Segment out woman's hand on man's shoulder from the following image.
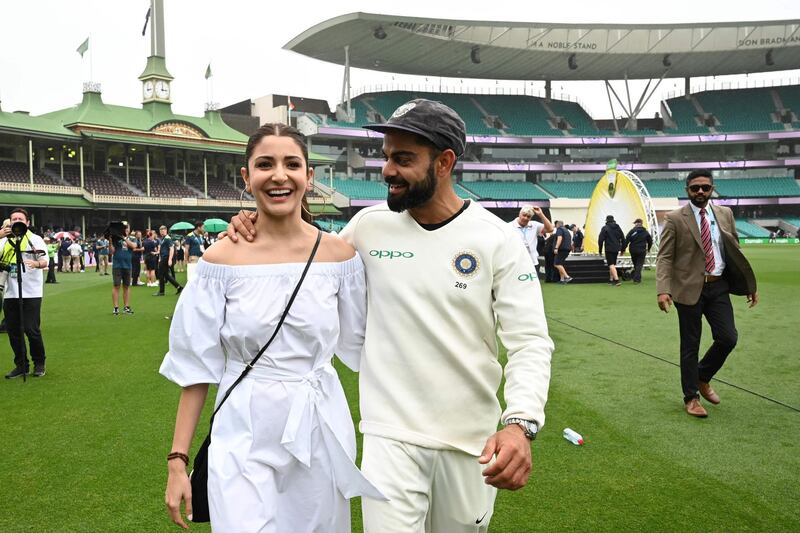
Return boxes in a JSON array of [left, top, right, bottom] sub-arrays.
[[319, 232, 356, 262]]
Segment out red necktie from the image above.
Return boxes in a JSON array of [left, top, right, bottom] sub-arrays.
[[700, 208, 715, 274]]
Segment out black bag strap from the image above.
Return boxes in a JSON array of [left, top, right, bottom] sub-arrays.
[[208, 229, 321, 428]]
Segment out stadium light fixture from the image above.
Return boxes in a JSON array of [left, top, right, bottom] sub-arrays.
[[568, 54, 578, 70], [765, 49, 774, 66], [470, 45, 481, 64], [373, 26, 387, 40], [662, 54, 672, 67]]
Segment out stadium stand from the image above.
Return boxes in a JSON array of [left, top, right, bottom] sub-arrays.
[[782, 217, 800, 228], [545, 99, 598, 135], [641, 180, 688, 198], [539, 181, 596, 198], [664, 96, 711, 133], [57, 167, 137, 196], [774, 86, 800, 127], [460, 180, 548, 200], [475, 95, 556, 136], [734, 219, 771, 237], [0, 161, 62, 186], [714, 177, 800, 198], [185, 174, 242, 200], [331, 178, 388, 200], [694, 88, 784, 133], [454, 182, 479, 199]]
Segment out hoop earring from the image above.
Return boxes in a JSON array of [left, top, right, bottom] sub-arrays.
[[239, 187, 248, 210], [301, 201, 316, 219]]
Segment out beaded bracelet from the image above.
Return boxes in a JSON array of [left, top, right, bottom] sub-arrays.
[[167, 451, 189, 465]]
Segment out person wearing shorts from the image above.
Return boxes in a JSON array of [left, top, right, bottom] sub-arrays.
[[553, 220, 573, 284], [110, 224, 136, 315], [598, 215, 625, 286]]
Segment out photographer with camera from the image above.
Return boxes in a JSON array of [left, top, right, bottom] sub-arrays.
[[107, 222, 137, 316], [1, 208, 48, 379]]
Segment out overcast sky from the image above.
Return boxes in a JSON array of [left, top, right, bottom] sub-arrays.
[[1, 0, 799, 120]]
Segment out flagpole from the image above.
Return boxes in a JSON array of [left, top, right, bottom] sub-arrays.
[[89, 33, 93, 83]]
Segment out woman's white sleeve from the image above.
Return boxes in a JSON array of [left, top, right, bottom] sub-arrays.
[[335, 255, 367, 372], [159, 274, 227, 386]]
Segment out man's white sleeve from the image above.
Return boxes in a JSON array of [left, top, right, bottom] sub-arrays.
[[492, 228, 553, 428]]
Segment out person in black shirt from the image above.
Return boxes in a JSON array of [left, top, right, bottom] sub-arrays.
[[142, 230, 159, 287], [571, 224, 584, 253], [623, 218, 653, 284], [553, 221, 573, 284], [598, 215, 625, 286]]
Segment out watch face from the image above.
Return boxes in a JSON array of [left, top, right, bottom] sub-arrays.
[[155, 80, 170, 99], [143, 81, 154, 98]]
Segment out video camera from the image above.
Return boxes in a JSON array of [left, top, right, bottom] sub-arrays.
[[104, 221, 127, 241]]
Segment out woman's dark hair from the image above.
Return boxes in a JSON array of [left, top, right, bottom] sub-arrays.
[[244, 123, 313, 223]]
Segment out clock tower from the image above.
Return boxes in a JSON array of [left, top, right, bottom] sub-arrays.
[[138, 0, 173, 105]]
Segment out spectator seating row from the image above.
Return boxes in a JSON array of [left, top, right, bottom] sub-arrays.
[[331, 178, 388, 200], [459, 180, 549, 200], [734, 219, 771, 237], [694, 89, 784, 133], [184, 175, 242, 200], [714, 177, 800, 198], [0, 161, 62, 186], [57, 167, 136, 196]]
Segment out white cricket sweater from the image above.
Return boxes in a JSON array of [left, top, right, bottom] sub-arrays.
[[340, 201, 553, 456]]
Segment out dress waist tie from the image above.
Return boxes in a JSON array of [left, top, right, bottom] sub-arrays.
[[225, 360, 386, 501]]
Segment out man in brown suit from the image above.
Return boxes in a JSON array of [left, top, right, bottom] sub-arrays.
[[656, 170, 758, 418]]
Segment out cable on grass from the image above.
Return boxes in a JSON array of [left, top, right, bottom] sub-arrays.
[[549, 317, 800, 414]]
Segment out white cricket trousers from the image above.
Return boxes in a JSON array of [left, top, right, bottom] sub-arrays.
[[361, 435, 497, 533]]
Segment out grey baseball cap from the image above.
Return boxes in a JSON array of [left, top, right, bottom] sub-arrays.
[[364, 99, 466, 157]]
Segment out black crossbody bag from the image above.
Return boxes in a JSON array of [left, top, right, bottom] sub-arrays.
[[189, 230, 321, 523]]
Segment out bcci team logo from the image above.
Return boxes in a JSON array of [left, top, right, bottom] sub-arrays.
[[452, 251, 480, 278], [391, 102, 416, 118]]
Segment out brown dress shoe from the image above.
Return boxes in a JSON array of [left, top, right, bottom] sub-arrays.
[[698, 382, 720, 404], [685, 398, 708, 418]]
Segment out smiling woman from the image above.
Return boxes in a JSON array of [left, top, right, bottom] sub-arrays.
[[160, 124, 384, 530]]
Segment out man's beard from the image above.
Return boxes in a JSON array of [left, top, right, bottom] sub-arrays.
[[689, 194, 709, 208], [386, 163, 437, 213]]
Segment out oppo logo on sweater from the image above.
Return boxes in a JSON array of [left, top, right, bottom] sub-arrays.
[[369, 249, 414, 259]]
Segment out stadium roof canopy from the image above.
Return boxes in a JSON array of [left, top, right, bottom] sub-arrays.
[[285, 13, 800, 80]]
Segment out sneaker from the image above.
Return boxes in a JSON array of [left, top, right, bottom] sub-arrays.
[[4, 367, 28, 379], [124, 306, 134, 315], [113, 308, 119, 316], [613, 280, 622, 286], [563, 277, 574, 284], [176, 286, 184, 295], [32, 364, 46, 377], [104, 272, 110, 276], [153, 292, 165, 297]]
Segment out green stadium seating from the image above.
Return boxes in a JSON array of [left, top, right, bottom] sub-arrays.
[[460, 180, 548, 200], [734, 219, 771, 237], [539, 181, 596, 198], [781, 217, 800, 228], [331, 178, 387, 200], [714, 177, 800, 198], [545, 99, 598, 135], [642, 180, 688, 198], [665, 97, 710, 133], [694, 89, 783, 133]]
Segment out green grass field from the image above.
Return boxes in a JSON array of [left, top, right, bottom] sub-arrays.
[[1, 246, 798, 532]]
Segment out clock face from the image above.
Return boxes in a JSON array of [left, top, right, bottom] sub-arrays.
[[155, 80, 170, 99], [143, 80, 154, 99]]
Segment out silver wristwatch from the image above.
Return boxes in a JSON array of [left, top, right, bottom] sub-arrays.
[[504, 417, 539, 440]]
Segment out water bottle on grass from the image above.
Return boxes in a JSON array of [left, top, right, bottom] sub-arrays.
[[563, 428, 584, 445]]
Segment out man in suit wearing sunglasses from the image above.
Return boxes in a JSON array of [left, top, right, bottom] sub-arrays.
[[656, 170, 758, 418]]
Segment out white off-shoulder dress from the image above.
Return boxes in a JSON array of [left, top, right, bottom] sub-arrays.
[[160, 254, 383, 533]]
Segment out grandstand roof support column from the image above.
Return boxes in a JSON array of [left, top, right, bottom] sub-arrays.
[[28, 139, 33, 188], [182, 155, 187, 189], [79, 146, 85, 189], [59, 149, 64, 180], [545, 80, 551, 101], [604, 82, 620, 133], [341, 45, 351, 117], [125, 147, 130, 184], [146, 150, 151, 197], [203, 156, 208, 199], [604, 71, 668, 130], [685, 77, 691, 97]]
